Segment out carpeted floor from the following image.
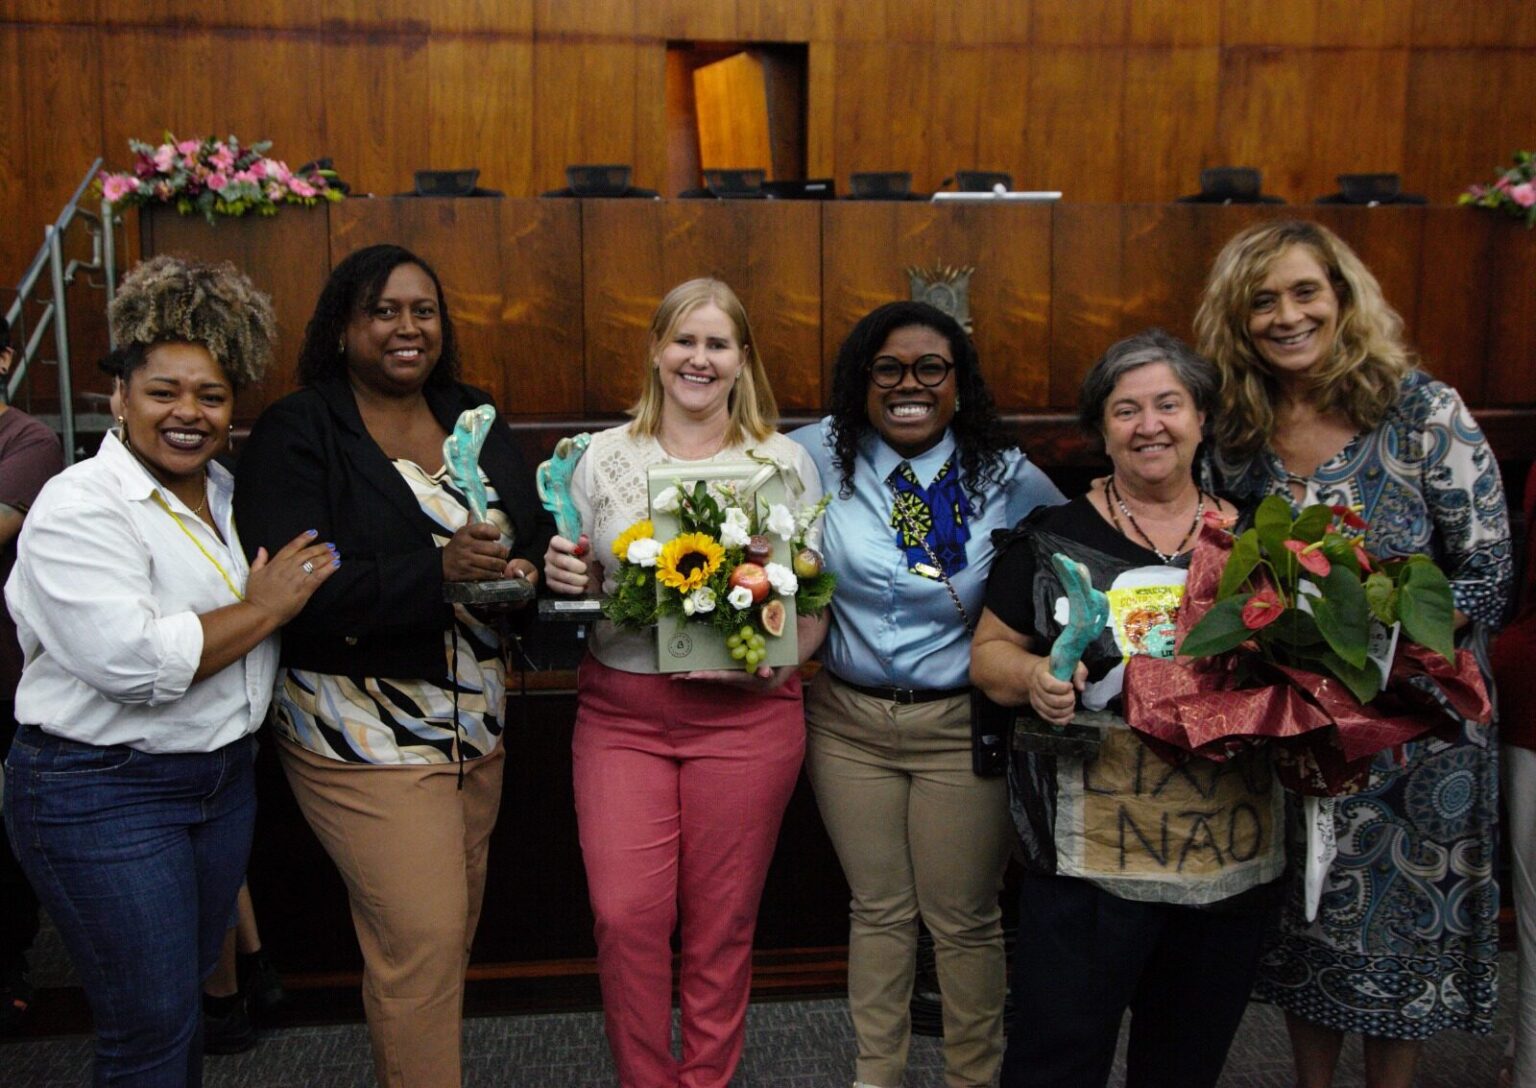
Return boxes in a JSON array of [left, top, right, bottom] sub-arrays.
[[2, 954, 1513, 1087]]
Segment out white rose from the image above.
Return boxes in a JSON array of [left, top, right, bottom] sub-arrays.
[[683, 596, 696, 615], [765, 503, 796, 541], [652, 486, 682, 514], [626, 537, 661, 567], [719, 507, 751, 549], [689, 586, 717, 614], [764, 562, 798, 596], [727, 585, 754, 610]]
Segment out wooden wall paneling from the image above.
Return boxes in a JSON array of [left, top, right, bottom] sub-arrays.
[[650, 0, 738, 41], [579, 199, 666, 413], [531, 40, 648, 193], [202, 0, 326, 31], [1032, 0, 1125, 45], [0, 0, 95, 21], [932, 0, 1032, 45], [974, 47, 1031, 188], [736, 0, 833, 42], [883, 0, 938, 44], [1048, 203, 1124, 407], [1410, 0, 1527, 47], [330, 198, 584, 415], [0, 27, 28, 286], [805, 41, 836, 181], [423, 0, 533, 35], [821, 203, 1052, 409], [1413, 209, 1491, 402], [1302, 49, 1409, 201], [928, 47, 984, 185], [1221, 0, 1318, 46], [533, 0, 636, 36], [322, 32, 430, 201], [1117, 204, 1273, 346], [141, 204, 331, 419], [1126, 0, 1222, 47], [633, 44, 668, 198], [832, 44, 934, 186], [1021, 47, 1126, 203], [1120, 48, 1221, 203], [1315, 0, 1410, 48], [1402, 50, 1509, 204], [100, 28, 212, 161], [1214, 47, 1315, 200], [426, 36, 535, 198], [828, 0, 889, 43], [1483, 222, 1536, 406]]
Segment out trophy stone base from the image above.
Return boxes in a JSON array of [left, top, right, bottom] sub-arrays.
[[537, 596, 605, 622], [443, 578, 536, 606], [1013, 709, 1115, 759]]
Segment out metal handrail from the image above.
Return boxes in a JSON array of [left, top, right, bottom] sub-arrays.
[[4, 157, 107, 464]]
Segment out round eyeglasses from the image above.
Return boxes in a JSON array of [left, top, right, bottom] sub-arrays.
[[868, 354, 955, 389]]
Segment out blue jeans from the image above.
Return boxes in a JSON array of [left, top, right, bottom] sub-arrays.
[[3, 724, 256, 1087]]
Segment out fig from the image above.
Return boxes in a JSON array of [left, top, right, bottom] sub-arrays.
[[792, 547, 824, 579], [744, 534, 774, 565], [760, 599, 787, 638]]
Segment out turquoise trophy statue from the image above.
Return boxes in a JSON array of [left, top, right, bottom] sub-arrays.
[[441, 405, 535, 606], [1014, 553, 1113, 758], [534, 432, 602, 620]]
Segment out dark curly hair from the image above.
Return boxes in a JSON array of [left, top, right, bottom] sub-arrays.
[[827, 300, 1013, 512], [296, 244, 459, 387]]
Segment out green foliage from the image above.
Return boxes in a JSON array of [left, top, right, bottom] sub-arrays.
[[1182, 499, 1458, 706]]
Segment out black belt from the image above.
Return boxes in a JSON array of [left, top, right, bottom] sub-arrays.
[[832, 675, 969, 706]]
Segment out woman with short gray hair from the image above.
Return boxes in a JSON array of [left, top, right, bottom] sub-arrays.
[[972, 329, 1283, 1088]]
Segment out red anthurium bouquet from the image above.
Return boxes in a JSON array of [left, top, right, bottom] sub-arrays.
[[1123, 498, 1490, 794]]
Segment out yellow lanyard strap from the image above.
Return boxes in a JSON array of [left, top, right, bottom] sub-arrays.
[[150, 491, 245, 601]]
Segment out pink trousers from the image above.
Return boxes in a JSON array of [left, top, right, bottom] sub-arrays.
[[573, 656, 805, 1088]]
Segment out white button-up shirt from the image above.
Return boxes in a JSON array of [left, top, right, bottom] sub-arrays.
[[5, 431, 275, 752]]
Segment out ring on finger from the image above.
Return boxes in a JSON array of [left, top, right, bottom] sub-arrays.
[[302, 560, 315, 575]]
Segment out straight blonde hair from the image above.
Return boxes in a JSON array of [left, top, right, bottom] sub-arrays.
[[628, 277, 778, 445], [1193, 220, 1414, 459]]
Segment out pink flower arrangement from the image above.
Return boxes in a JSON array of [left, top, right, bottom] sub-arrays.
[[97, 132, 345, 224], [1461, 151, 1536, 228]]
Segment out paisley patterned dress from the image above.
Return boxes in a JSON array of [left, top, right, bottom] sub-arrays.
[[1220, 371, 1513, 1038]]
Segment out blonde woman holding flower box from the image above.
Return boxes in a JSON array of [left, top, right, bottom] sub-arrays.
[[543, 278, 823, 1088]]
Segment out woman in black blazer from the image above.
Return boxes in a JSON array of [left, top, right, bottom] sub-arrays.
[[234, 244, 551, 1088]]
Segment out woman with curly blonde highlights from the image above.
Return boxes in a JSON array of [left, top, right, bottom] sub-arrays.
[[1196, 221, 1512, 1088], [4, 255, 336, 1084]]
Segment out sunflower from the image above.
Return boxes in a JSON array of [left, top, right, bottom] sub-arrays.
[[612, 519, 656, 561], [657, 533, 725, 591]]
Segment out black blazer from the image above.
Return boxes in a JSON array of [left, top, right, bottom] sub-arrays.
[[233, 376, 554, 679]]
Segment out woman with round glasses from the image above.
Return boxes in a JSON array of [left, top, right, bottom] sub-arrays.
[[792, 301, 1063, 1088]]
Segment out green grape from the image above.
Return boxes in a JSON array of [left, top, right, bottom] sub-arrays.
[[745, 649, 762, 666], [739, 625, 754, 640], [730, 645, 748, 660], [726, 634, 742, 649]]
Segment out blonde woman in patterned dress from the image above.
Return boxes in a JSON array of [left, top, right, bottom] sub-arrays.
[[543, 278, 823, 1088], [234, 244, 552, 1088], [1195, 220, 1512, 1088]]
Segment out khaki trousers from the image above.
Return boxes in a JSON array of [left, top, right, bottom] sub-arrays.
[[805, 675, 1013, 1088], [277, 735, 504, 1088]]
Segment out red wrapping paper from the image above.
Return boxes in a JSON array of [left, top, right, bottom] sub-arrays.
[[1122, 522, 1492, 795]]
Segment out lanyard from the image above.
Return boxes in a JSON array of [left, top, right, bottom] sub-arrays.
[[150, 491, 245, 601]]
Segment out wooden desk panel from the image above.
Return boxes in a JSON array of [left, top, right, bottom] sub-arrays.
[[330, 198, 584, 414], [580, 199, 823, 414], [822, 202, 1052, 410]]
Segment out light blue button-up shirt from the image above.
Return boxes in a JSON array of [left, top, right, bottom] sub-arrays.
[[791, 418, 1064, 690]]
